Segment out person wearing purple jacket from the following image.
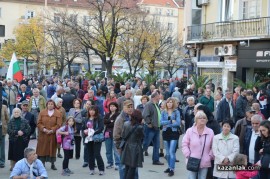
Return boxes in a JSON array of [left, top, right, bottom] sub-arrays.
[[182, 111, 214, 179]]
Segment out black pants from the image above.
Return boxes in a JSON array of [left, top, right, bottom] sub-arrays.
[[87, 142, 104, 171], [124, 165, 136, 179], [63, 149, 73, 169], [73, 136, 81, 159]]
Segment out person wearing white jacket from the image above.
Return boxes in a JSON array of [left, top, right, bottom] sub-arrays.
[[212, 120, 239, 179]]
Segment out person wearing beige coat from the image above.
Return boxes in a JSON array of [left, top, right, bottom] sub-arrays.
[[212, 120, 239, 179], [0, 105, 9, 168]]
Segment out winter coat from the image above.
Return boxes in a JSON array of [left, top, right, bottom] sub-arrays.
[[57, 125, 75, 150], [104, 112, 120, 138], [212, 133, 239, 178], [235, 95, 248, 120], [1, 105, 9, 135], [36, 109, 62, 157], [68, 108, 83, 136], [113, 112, 130, 149], [5, 86, 18, 105], [82, 116, 104, 139], [199, 95, 215, 113], [103, 98, 117, 114], [234, 118, 250, 154], [121, 121, 144, 168], [216, 98, 234, 123], [46, 85, 56, 99], [206, 115, 221, 135], [17, 90, 32, 103], [23, 112, 36, 136], [235, 170, 258, 179], [182, 125, 214, 168], [62, 93, 76, 112], [7, 117, 31, 143], [142, 101, 160, 129], [28, 95, 46, 111]]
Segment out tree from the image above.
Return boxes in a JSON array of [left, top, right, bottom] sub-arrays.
[[66, 0, 138, 76]]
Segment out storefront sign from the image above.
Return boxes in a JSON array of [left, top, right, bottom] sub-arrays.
[[224, 60, 236, 71]]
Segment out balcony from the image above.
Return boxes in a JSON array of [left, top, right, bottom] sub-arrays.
[[187, 17, 270, 42]]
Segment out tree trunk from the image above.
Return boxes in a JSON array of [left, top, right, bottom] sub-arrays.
[[149, 60, 155, 76], [106, 60, 114, 77], [68, 62, 72, 76]]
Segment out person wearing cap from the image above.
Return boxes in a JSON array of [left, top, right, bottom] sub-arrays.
[[62, 87, 76, 116], [212, 120, 239, 179], [21, 100, 35, 143], [216, 90, 234, 126], [0, 102, 9, 168], [171, 87, 182, 103], [28, 88, 46, 139], [234, 107, 256, 154]]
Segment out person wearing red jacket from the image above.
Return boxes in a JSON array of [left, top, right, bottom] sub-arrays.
[[233, 154, 259, 179], [103, 91, 117, 114]]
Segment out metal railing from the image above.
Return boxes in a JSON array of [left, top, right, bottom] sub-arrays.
[[187, 17, 270, 41]]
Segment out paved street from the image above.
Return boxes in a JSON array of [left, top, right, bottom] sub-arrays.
[[1, 136, 188, 179]]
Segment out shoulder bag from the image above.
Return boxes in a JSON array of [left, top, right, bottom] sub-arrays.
[[186, 135, 207, 172], [92, 121, 105, 143], [119, 124, 138, 150]]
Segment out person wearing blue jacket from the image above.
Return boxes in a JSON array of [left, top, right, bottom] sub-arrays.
[[160, 97, 181, 177]]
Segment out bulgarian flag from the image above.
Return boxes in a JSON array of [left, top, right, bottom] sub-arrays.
[[6, 53, 23, 82]]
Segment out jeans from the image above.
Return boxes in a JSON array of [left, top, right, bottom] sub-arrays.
[[164, 140, 177, 170], [143, 127, 160, 162], [83, 143, 89, 164], [188, 168, 208, 179], [0, 130, 5, 166], [74, 136, 81, 159], [8, 105, 15, 117], [116, 150, 139, 179], [87, 141, 104, 171], [63, 149, 73, 169], [142, 124, 150, 151], [105, 137, 120, 166]]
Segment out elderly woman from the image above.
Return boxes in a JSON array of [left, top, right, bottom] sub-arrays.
[[36, 100, 61, 170], [68, 98, 83, 159], [161, 97, 180, 176], [182, 111, 214, 179], [7, 108, 31, 171], [55, 97, 67, 158], [212, 120, 239, 179], [183, 96, 195, 132], [10, 147, 48, 179]]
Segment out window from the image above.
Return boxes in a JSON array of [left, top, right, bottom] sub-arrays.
[[26, 10, 35, 19], [220, 0, 232, 21], [155, 8, 162, 15], [168, 23, 173, 31], [167, 9, 173, 16], [242, 0, 261, 19]]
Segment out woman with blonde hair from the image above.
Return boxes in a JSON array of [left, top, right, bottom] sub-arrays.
[[160, 97, 181, 176], [182, 111, 214, 179]]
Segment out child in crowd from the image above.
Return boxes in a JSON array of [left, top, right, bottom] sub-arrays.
[[57, 116, 76, 176], [233, 154, 259, 179]]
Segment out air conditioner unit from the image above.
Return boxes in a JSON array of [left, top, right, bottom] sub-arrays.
[[223, 44, 236, 56], [201, 0, 209, 5], [214, 47, 223, 56]]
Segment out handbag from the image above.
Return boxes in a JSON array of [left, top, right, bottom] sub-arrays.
[[186, 135, 207, 172], [92, 122, 104, 142], [119, 124, 138, 150]]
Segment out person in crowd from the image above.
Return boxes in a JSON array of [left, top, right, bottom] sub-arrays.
[[96, 90, 105, 118], [252, 102, 265, 120], [75, 82, 85, 101], [88, 80, 97, 96], [82, 106, 105, 175], [20, 101, 35, 143], [0, 103, 9, 168], [121, 109, 144, 179], [146, 85, 156, 96], [36, 100, 62, 170], [37, 82, 47, 100], [62, 87, 76, 116], [246, 90, 257, 111], [117, 90, 134, 111], [99, 79, 108, 98], [51, 86, 63, 102], [213, 93, 222, 118], [168, 78, 175, 95], [68, 99, 83, 160], [182, 96, 195, 132], [233, 154, 259, 179], [160, 97, 180, 176], [113, 100, 136, 179], [10, 147, 48, 179], [208, 79, 215, 93], [83, 89, 98, 106], [82, 78, 89, 93], [55, 98, 67, 158], [196, 87, 204, 101], [252, 86, 259, 100], [234, 108, 256, 154], [216, 86, 223, 97], [17, 84, 32, 104], [57, 116, 76, 176], [171, 87, 182, 103], [257, 89, 268, 118], [136, 95, 149, 113], [142, 91, 164, 165], [255, 120, 270, 179], [216, 90, 234, 126], [235, 88, 248, 122], [67, 81, 77, 98], [133, 89, 143, 109], [104, 102, 120, 170], [114, 82, 121, 95], [5, 80, 18, 116], [104, 90, 117, 114], [233, 86, 241, 107], [28, 88, 46, 139], [212, 120, 239, 179], [182, 111, 214, 179], [199, 88, 214, 113], [8, 108, 31, 171], [46, 81, 56, 100]]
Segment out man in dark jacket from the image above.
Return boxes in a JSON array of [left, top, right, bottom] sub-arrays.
[[199, 88, 214, 113], [216, 90, 234, 126], [62, 87, 76, 115], [235, 88, 247, 122], [21, 100, 36, 143]]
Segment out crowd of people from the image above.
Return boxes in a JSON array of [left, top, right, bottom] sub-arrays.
[[0, 74, 270, 179]]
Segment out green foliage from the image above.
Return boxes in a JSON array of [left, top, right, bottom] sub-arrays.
[[190, 75, 211, 90], [85, 71, 102, 80], [233, 78, 267, 89], [110, 72, 133, 84], [138, 72, 158, 87]]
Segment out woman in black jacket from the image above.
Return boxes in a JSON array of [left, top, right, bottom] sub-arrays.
[[255, 120, 270, 179], [104, 102, 120, 170]]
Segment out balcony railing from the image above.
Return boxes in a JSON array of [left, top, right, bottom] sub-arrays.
[[187, 17, 270, 41]]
